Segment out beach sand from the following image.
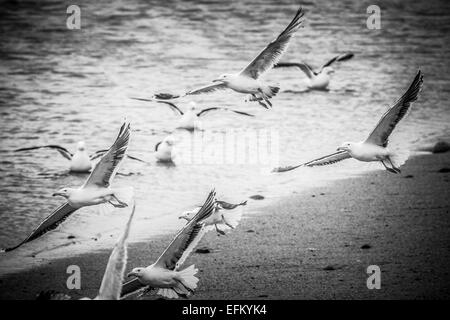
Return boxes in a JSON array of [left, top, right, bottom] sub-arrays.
[[0, 152, 449, 300]]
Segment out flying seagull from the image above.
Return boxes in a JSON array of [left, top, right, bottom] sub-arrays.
[[131, 98, 254, 131], [154, 7, 304, 109], [179, 199, 246, 235], [122, 190, 217, 299], [81, 203, 136, 300], [15, 141, 145, 173], [274, 52, 354, 90], [1, 121, 134, 253], [273, 70, 424, 174]]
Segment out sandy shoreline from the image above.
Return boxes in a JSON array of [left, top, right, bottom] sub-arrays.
[[0, 152, 449, 300]]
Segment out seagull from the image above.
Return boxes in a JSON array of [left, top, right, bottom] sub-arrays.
[[273, 70, 424, 174], [131, 98, 254, 131], [154, 134, 177, 162], [1, 121, 134, 253], [82, 203, 136, 300], [155, 7, 304, 109], [179, 199, 246, 235], [274, 52, 354, 90], [122, 190, 216, 299], [15, 141, 145, 173]]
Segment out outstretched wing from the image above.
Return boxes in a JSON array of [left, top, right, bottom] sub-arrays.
[[273, 62, 315, 78], [84, 122, 131, 188], [319, 52, 354, 72], [154, 190, 216, 270], [365, 70, 423, 147], [272, 151, 351, 173], [15, 145, 73, 160], [131, 97, 184, 116], [186, 83, 228, 96], [197, 107, 254, 117], [240, 7, 304, 79], [120, 190, 216, 299], [90, 150, 146, 163], [97, 203, 136, 300], [1, 203, 78, 253]]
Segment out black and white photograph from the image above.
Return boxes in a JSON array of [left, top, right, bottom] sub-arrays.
[[0, 0, 449, 307]]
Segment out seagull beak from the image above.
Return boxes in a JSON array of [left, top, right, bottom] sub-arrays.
[[336, 147, 345, 151], [212, 79, 223, 83], [127, 272, 136, 278], [52, 192, 61, 197], [179, 215, 189, 221]]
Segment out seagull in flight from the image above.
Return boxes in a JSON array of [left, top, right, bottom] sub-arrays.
[[15, 140, 145, 173], [122, 190, 216, 299], [179, 199, 246, 235], [154, 7, 304, 109], [273, 70, 424, 174], [132, 98, 254, 131], [274, 52, 354, 90], [1, 121, 134, 253]]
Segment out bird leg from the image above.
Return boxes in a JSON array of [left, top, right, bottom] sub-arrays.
[[109, 195, 128, 208], [258, 89, 273, 108], [381, 160, 398, 174], [215, 224, 226, 236], [387, 157, 401, 173], [221, 214, 235, 229]]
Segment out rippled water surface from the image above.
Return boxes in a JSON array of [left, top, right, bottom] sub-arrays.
[[0, 0, 449, 271]]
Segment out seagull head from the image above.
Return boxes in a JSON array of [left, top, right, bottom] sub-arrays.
[[178, 208, 198, 221], [52, 187, 74, 198], [127, 267, 145, 278], [337, 142, 353, 152], [76, 141, 86, 151], [164, 135, 176, 147], [213, 73, 232, 84], [188, 101, 197, 111]]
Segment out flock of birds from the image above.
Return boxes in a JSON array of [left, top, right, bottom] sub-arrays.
[[3, 6, 424, 300]]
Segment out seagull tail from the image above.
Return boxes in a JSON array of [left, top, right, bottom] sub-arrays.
[[222, 207, 243, 229], [390, 148, 410, 171], [176, 264, 199, 293], [263, 85, 280, 98]]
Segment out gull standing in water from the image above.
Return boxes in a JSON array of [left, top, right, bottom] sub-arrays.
[[273, 70, 423, 174], [15, 141, 145, 173], [179, 199, 246, 235], [82, 203, 136, 300], [1, 121, 134, 253], [155, 7, 304, 109], [131, 98, 254, 131], [274, 52, 354, 90], [122, 190, 216, 299]]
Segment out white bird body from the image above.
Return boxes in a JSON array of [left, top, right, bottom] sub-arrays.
[[343, 142, 391, 162], [154, 136, 175, 162], [70, 145, 92, 172], [64, 187, 118, 208], [220, 74, 262, 94], [177, 108, 201, 131], [134, 264, 183, 288], [307, 71, 331, 90]]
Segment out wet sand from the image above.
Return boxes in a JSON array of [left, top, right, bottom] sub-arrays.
[[0, 152, 449, 300]]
